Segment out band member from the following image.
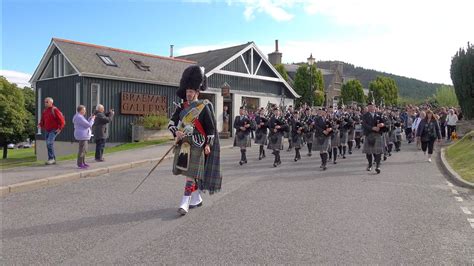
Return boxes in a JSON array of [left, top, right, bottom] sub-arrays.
[[268, 107, 289, 167], [353, 113, 363, 149], [255, 107, 269, 160], [313, 108, 333, 170], [362, 102, 386, 174], [347, 111, 355, 154], [394, 112, 403, 152], [339, 114, 351, 159], [290, 111, 304, 161], [168, 65, 222, 215], [329, 117, 340, 164], [302, 108, 315, 156], [234, 107, 253, 165], [285, 105, 294, 151]]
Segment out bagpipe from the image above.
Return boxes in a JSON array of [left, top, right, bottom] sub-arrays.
[[236, 116, 253, 139], [271, 116, 288, 133]]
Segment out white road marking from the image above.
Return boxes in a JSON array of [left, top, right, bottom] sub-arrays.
[[447, 182, 454, 187], [460, 207, 472, 215], [455, 196, 463, 202], [451, 189, 459, 195], [468, 218, 474, 229]]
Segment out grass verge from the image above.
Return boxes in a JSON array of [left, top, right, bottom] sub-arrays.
[[0, 139, 171, 169], [445, 131, 474, 183]]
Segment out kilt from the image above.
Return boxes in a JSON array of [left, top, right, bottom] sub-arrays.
[[388, 130, 397, 143], [382, 132, 389, 147], [267, 132, 284, 150], [348, 128, 355, 141], [234, 131, 251, 148], [304, 131, 314, 144], [395, 127, 402, 142], [340, 130, 349, 146], [172, 139, 205, 179], [312, 135, 331, 153], [331, 131, 341, 147], [355, 124, 363, 139], [292, 133, 303, 149], [255, 130, 268, 145], [362, 132, 384, 154]]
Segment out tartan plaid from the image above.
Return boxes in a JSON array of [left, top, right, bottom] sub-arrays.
[[254, 131, 268, 145], [313, 135, 331, 152], [172, 139, 205, 180], [291, 133, 303, 149], [348, 128, 355, 141], [304, 131, 314, 144], [331, 130, 341, 147], [267, 132, 284, 150], [340, 130, 349, 146], [234, 133, 251, 148], [362, 132, 384, 154]]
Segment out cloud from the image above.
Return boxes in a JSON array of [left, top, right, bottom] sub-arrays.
[[228, 0, 294, 21], [0, 70, 32, 87]]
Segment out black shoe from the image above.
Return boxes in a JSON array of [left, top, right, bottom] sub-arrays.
[[367, 165, 372, 171], [383, 155, 387, 161], [333, 161, 337, 164], [388, 153, 392, 157], [322, 165, 327, 170], [349, 151, 352, 155], [320, 164, 324, 169], [244, 160, 247, 164], [239, 161, 244, 165], [259, 155, 262, 160], [342, 155, 346, 159], [262, 154, 266, 158], [375, 167, 381, 174], [277, 160, 282, 165], [273, 163, 278, 167], [294, 157, 298, 162], [308, 153, 312, 157]]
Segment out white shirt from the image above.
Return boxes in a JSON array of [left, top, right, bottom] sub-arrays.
[[446, 114, 458, 126]]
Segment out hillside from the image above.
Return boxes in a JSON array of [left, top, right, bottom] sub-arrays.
[[317, 61, 447, 100]]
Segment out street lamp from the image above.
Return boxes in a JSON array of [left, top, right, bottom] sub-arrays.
[[307, 53, 315, 107]]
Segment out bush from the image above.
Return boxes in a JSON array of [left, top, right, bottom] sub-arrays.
[[134, 114, 168, 130]]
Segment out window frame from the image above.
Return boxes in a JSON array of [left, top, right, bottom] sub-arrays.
[[97, 53, 118, 67]]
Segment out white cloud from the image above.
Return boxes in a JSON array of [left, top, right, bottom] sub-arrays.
[[0, 70, 32, 87], [229, 0, 294, 21]]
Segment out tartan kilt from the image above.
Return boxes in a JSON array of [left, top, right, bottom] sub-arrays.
[[267, 132, 283, 150], [395, 127, 402, 142], [234, 132, 251, 148], [172, 140, 205, 179], [331, 132, 341, 147], [362, 132, 384, 154], [312, 135, 331, 152], [292, 133, 303, 149], [255, 131, 268, 145], [388, 130, 397, 143], [304, 131, 314, 144], [348, 128, 355, 141], [340, 131, 349, 146]]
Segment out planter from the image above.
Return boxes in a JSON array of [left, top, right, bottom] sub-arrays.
[[143, 129, 172, 141]]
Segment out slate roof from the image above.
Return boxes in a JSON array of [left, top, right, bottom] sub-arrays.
[[33, 38, 196, 86], [177, 42, 252, 72]]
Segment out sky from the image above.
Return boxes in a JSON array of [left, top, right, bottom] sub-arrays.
[[1, 0, 473, 88]]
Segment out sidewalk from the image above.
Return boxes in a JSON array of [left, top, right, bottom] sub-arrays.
[[1, 138, 235, 195]]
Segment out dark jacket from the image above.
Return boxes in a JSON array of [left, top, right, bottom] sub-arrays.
[[362, 112, 385, 136], [314, 116, 333, 137], [416, 119, 441, 141], [93, 111, 114, 140], [234, 115, 253, 136]]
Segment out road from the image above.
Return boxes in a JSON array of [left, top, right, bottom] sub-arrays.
[[2, 142, 473, 264]]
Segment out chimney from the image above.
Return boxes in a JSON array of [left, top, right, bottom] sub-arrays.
[[170, 45, 174, 58], [268, 39, 282, 65]]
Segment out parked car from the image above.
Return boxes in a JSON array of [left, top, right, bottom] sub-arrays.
[[7, 143, 15, 149]]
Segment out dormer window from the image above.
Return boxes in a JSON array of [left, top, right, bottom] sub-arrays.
[[97, 54, 117, 67], [130, 59, 150, 71]]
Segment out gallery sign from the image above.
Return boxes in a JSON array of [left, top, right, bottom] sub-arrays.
[[121, 92, 167, 115]]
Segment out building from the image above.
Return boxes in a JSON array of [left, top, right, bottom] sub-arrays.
[[30, 38, 299, 160], [266, 40, 348, 107]]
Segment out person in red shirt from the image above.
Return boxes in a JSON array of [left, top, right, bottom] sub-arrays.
[[38, 97, 65, 165]]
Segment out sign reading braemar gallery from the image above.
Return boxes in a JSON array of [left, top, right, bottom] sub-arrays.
[[121, 92, 167, 115]]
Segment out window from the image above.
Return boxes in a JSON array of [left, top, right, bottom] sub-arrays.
[[37, 88, 42, 134], [76, 83, 81, 108], [91, 83, 100, 110], [97, 54, 117, 67], [130, 59, 150, 71]]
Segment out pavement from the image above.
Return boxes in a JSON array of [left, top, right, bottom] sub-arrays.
[[1, 139, 473, 264], [0, 138, 235, 195]]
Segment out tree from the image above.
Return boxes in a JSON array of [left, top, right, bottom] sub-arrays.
[[368, 76, 399, 106], [293, 64, 324, 107], [0, 76, 28, 159], [450, 42, 474, 119], [433, 85, 459, 108], [21, 87, 36, 142], [341, 79, 365, 105], [274, 63, 289, 82]]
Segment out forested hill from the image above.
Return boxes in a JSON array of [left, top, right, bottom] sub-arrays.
[[317, 61, 447, 100]]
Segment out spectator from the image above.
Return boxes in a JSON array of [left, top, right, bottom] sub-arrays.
[[92, 104, 114, 162], [413, 111, 425, 149], [73, 105, 95, 169], [438, 107, 448, 139], [416, 110, 442, 162], [446, 109, 458, 141], [38, 97, 65, 165]]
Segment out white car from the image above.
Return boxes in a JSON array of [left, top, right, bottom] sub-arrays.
[[7, 143, 15, 149]]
